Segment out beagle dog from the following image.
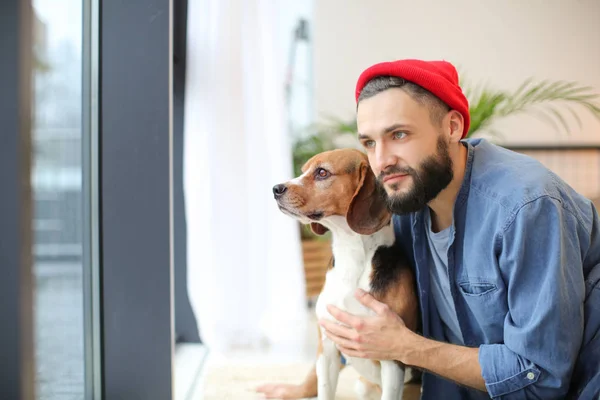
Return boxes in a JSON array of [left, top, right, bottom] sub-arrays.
[[269, 148, 419, 400]]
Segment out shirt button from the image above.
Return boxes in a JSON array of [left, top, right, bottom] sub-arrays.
[[526, 372, 535, 380]]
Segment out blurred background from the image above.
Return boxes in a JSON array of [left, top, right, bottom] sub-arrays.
[[16, 0, 600, 399]]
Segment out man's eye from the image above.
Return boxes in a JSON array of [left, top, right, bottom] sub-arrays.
[[393, 131, 407, 139], [316, 168, 330, 179], [364, 140, 375, 149]]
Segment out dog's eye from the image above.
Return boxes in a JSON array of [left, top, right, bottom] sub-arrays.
[[315, 168, 330, 179]]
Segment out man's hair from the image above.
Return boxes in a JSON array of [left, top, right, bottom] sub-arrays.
[[357, 76, 451, 127]]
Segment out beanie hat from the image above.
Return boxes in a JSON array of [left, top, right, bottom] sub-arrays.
[[355, 59, 471, 138]]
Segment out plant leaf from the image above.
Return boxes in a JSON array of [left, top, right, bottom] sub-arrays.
[[527, 108, 561, 133], [545, 105, 572, 135], [565, 104, 584, 131]]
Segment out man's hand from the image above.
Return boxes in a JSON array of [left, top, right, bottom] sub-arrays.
[[319, 288, 489, 393], [318, 288, 416, 362]]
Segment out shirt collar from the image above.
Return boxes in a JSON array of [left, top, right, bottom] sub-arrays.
[[455, 139, 476, 211]]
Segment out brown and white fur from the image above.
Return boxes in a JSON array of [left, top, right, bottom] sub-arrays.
[[272, 148, 419, 400]]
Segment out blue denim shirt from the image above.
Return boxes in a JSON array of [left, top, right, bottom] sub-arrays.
[[392, 138, 600, 399]]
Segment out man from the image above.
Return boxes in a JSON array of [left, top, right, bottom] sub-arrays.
[[319, 59, 600, 399]]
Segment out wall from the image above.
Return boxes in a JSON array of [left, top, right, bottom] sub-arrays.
[[313, 0, 600, 145]]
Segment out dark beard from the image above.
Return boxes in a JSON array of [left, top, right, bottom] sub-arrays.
[[378, 136, 454, 215]]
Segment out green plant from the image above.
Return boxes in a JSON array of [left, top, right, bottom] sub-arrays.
[[464, 78, 600, 139], [292, 130, 332, 177]]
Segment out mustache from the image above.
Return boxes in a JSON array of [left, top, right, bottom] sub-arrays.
[[377, 165, 415, 182]]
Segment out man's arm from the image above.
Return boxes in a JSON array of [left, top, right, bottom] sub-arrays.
[[320, 292, 488, 392], [401, 332, 486, 392], [475, 196, 586, 398]]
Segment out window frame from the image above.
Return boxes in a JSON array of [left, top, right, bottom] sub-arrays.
[[0, 0, 35, 398], [96, 0, 175, 398]]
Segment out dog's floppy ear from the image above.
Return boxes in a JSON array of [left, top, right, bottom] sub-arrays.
[[310, 222, 329, 235], [346, 161, 391, 235]]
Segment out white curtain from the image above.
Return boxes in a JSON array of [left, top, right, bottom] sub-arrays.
[[183, 0, 308, 353]]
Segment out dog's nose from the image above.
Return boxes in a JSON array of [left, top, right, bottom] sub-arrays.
[[272, 184, 288, 197]]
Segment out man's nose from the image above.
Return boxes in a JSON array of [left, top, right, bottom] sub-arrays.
[[374, 144, 397, 174], [272, 184, 288, 198]]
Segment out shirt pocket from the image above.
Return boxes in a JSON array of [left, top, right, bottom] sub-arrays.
[[457, 279, 507, 342], [457, 281, 497, 296]]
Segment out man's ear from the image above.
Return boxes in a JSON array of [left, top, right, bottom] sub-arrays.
[[448, 110, 464, 143], [346, 162, 391, 235], [310, 222, 329, 236]]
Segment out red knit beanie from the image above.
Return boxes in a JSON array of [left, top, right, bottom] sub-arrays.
[[355, 59, 470, 138]]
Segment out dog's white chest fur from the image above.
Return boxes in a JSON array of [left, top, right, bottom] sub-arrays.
[[314, 217, 397, 388], [315, 216, 395, 321]]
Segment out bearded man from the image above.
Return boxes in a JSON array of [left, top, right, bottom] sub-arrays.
[[318, 59, 600, 400]]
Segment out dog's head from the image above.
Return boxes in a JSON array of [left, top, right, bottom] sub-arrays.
[[272, 148, 391, 236]]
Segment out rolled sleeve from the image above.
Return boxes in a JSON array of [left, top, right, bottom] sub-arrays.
[[480, 196, 586, 399], [479, 344, 541, 398]]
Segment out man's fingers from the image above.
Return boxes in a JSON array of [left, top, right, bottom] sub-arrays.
[[322, 327, 362, 352], [319, 318, 355, 341], [335, 345, 368, 359], [355, 288, 390, 316], [326, 304, 366, 330]]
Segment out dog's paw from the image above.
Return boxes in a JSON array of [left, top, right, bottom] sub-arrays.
[[255, 383, 316, 399]]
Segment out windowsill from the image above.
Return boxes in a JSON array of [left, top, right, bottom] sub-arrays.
[[175, 343, 208, 400]]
